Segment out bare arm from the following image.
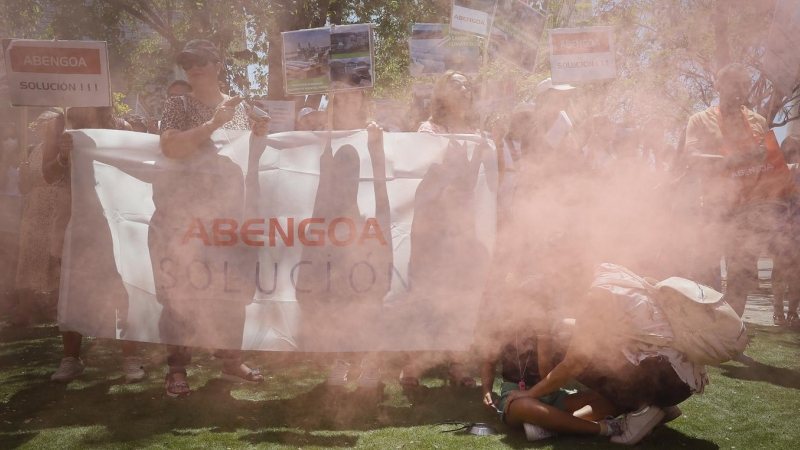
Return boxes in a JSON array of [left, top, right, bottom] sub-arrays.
[[42, 117, 66, 185], [159, 96, 243, 159], [480, 350, 500, 411]]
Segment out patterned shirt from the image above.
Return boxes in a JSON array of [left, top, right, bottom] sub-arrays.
[[160, 94, 249, 133]]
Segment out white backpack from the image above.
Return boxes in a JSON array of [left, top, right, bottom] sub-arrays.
[[591, 264, 749, 365]]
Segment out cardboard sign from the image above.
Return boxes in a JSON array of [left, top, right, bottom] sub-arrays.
[[283, 24, 374, 95], [490, 0, 547, 72], [257, 100, 296, 133], [763, 0, 800, 94], [548, 27, 616, 84], [2, 39, 111, 107], [409, 24, 481, 77], [450, 0, 498, 37]]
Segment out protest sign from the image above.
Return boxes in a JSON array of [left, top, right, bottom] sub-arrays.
[[256, 100, 296, 133], [283, 28, 332, 95], [409, 24, 481, 77], [283, 25, 375, 95], [450, 0, 499, 37], [59, 129, 498, 352], [330, 24, 375, 90], [489, 0, 547, 72], [2, 39, 111, 107], [549, 26, 616, 84], [763, 0, 800, 94]]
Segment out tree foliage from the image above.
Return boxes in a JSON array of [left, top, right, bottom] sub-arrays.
[[0, 0, 797, 129]]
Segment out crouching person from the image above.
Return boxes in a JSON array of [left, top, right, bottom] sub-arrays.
[[478, 296, 625, 442], [500, 264, 707, 445]]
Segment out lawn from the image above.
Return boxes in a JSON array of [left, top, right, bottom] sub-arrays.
[[1, 322, 799, 449]]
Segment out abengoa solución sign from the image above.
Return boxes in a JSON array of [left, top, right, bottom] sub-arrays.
[[2, 39, 111, 107], [548, 26, 617, 84]]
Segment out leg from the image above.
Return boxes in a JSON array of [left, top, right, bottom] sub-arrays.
[[62, 331, 82, 358], [447, 351, 476, 387], [565, 391, 622, 421], [165, 345, 191, 396], [505, 396, 601, 435], [725, 245, 759, 318]]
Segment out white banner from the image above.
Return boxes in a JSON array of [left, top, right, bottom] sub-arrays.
[[549, 27, 616, 84], [59, 130, 498, 352], [2, 39, 111, 107]]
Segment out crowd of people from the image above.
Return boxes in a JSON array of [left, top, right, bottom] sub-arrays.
[[1, 39, 799, 446]]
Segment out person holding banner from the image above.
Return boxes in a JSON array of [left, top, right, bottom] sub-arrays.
[[295, 80, 391, 389], [402, 70, 484, 388], [45, 107, 146, 384], [11, 112, 63, 326], [153, 39, 270, 397], [417, 71, 478, 135]]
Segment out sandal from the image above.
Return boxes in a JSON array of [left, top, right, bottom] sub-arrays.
[[448, 363, 476, 388], [221, 363, 264, 384], [165, 367, 190, 398]]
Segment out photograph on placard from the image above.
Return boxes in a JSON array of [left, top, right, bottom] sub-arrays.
[[409, 24, 480, 77], [330, 24, 374, 91], [450, 0, 499, 37], [489, 0, 547, 72], [283, 27, 332, 95]]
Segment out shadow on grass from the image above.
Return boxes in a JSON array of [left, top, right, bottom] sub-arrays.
[[719, 361, 800, 390]]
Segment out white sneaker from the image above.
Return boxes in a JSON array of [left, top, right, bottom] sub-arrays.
[[51, 357, 84, 383], [523, 423, 557, 442], [610, 405, 665, 445], [661, 405, 682, 424], [123, 356, 145, 383], [327, 359, 350, 386], [356, 359, 381, 388]]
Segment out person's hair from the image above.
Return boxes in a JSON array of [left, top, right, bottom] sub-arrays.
[[715, 63, 749, 87], [35, 110, 61, 126], [781, 134, 800, 164], [67, 106, 117, 130], [429, 70, 477, 127], [167, 80, 192, 93]]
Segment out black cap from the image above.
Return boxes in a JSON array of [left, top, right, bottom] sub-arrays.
[[177, 39, 220, 63]]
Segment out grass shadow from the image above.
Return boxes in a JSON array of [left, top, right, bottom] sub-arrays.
[[719, 361, 800, 390]]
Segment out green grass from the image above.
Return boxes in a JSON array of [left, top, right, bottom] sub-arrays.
[[1, 322, 799, 449]]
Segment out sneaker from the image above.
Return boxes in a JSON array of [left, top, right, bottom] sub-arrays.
[[356, 359, 381, 388], [327, 359, 350, 386], [610, 405, 664, 445], [774, 313, 788, 326], [598, 416, 624, 436], [51, 357, 84, 383], [523, 423, 557, 441], [123, 356, 145, 383], [661, 405, 682, 424]]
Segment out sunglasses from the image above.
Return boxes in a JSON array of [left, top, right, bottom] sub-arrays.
[[447, 78, 472, 90], [178, 56, 210, 71]]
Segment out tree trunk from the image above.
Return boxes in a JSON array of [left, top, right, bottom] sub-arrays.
[[713, 0, 731, 72]]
